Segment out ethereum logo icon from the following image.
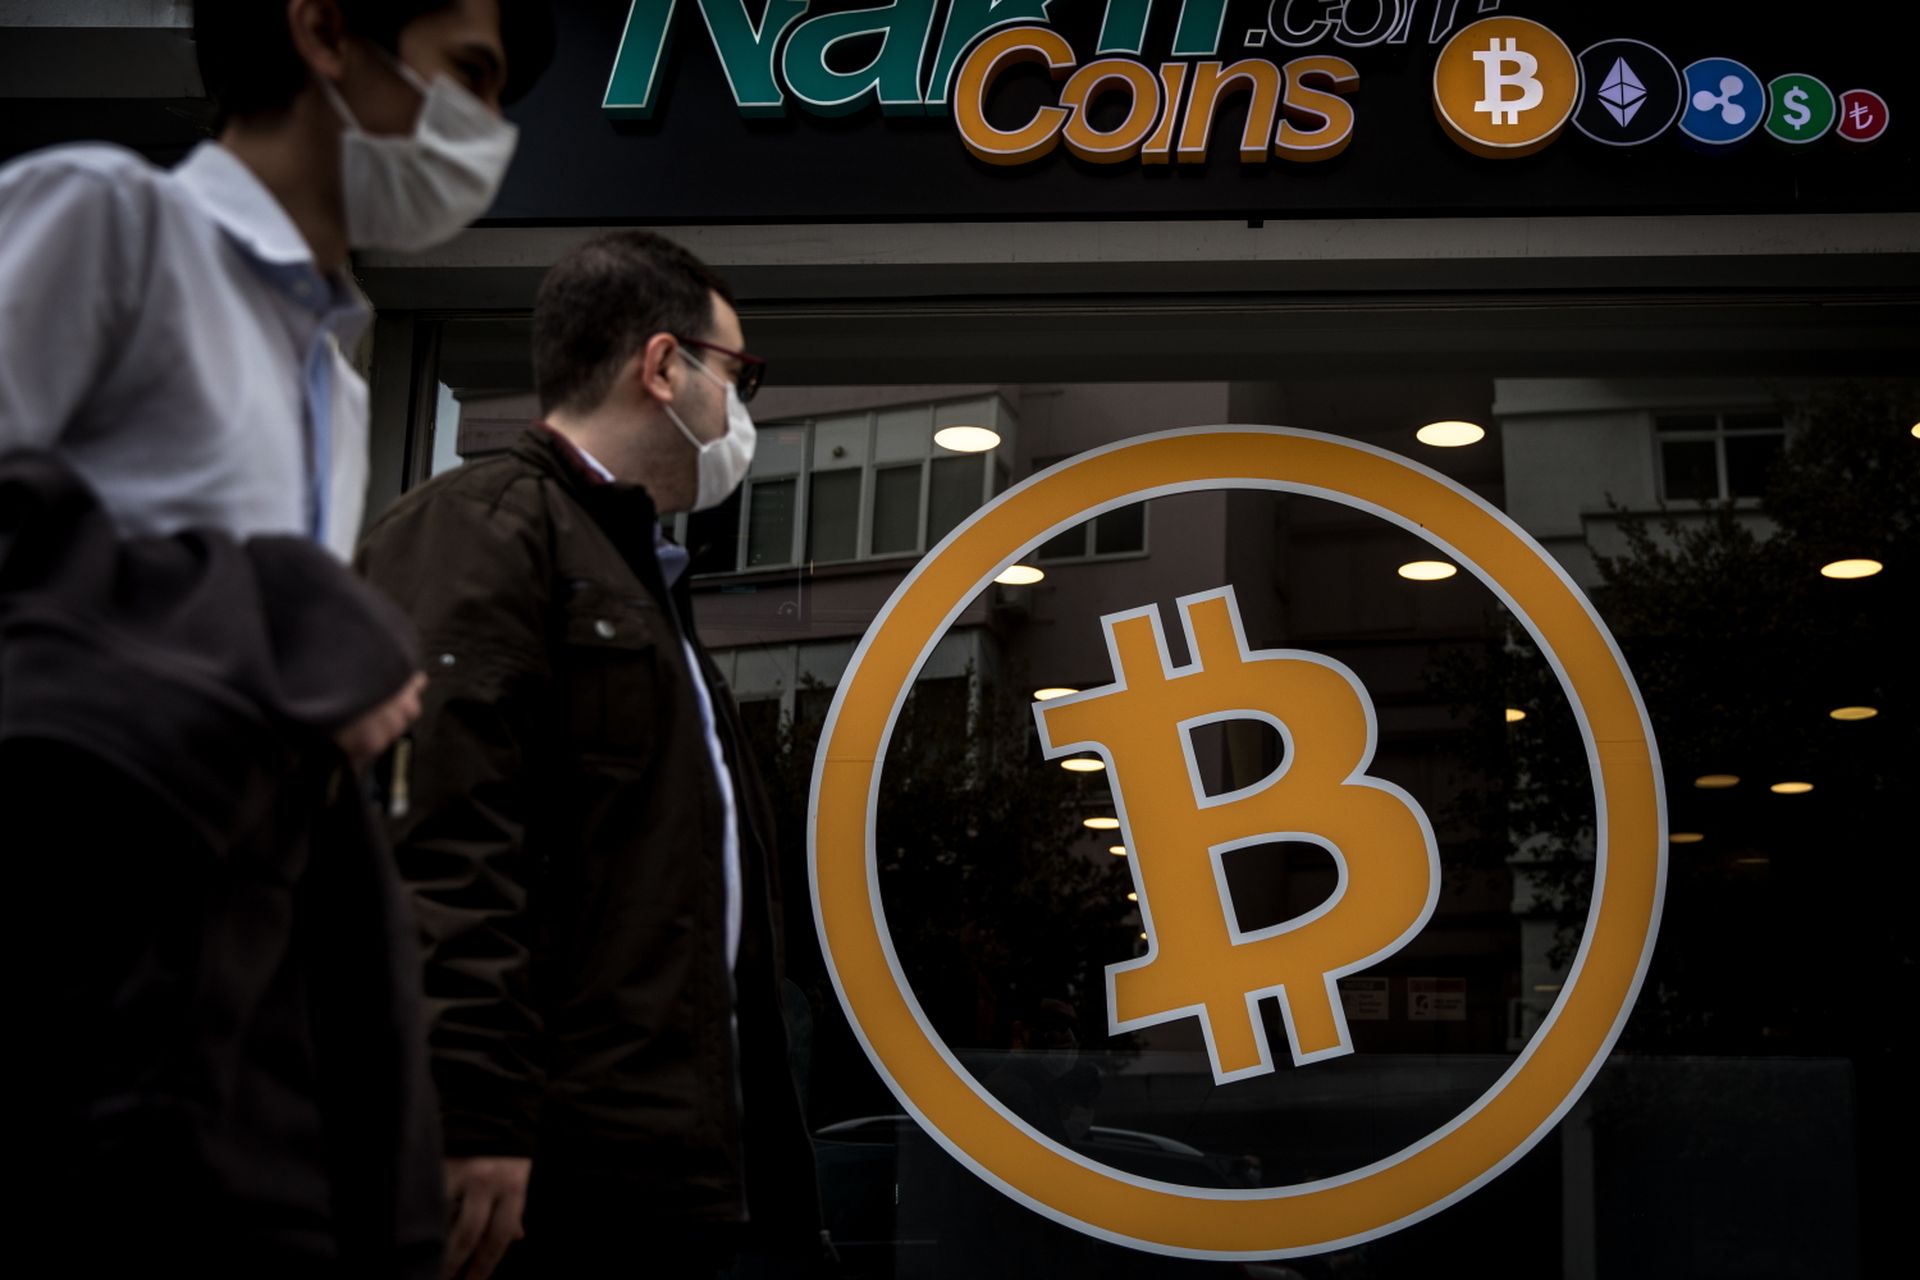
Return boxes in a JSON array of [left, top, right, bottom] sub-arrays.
[[1599, 56, 1647, 127]]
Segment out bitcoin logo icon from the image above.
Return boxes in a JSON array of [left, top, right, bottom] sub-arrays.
[[1034, 586, 1438, 1082], [1473, 38, 1543, 126], [812, 428, 1666, 1257], [1434, 17, 1579, 158]]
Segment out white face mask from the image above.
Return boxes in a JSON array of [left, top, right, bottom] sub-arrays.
[[320, 47, 519, 252], [663, 349, 758, 513]]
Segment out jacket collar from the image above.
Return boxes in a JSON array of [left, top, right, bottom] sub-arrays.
[[512, 427, 689, 619]]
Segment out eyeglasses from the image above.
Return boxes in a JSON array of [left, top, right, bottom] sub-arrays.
[[676, 336, 766, 404]]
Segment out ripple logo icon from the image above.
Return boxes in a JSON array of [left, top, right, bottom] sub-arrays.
[[1681, 57, 1764, 145], [1434, 17, 1580, 158], [1574, 39, 1682, 146]]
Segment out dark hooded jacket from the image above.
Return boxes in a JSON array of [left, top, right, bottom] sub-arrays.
[[0, 449, 443, 1277]]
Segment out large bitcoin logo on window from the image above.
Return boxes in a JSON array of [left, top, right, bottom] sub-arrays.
[[1034, 587, 1437, 1082], [811, 428, 1665, 1258]]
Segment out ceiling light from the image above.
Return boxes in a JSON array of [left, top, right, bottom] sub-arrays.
[[995, 564, 1045, 586], [1033, 687, 1079, 701], [1734, 856, 1771, 866], [1769, 781, 1814, 795], [1693, 774, 1740, 789], [1416, 420, 1486, 447], [1819, 558, 1882, 579], [1108, 845, 1127, 857], [1911, 422, 1919, 439], [1397, 560, 1457, 581], [933, 425, 1001, 453], [1669, 832, 1705, 844], [1504, 708, 1527, 724], [1829, 705, 1878, 721], [1084, 816, 1121, 830], [1126, 892, 1138, 902], [1533, 983, 1563, 993], [1061, 757, 1106, 773], [1139, 931, 1148, 940]]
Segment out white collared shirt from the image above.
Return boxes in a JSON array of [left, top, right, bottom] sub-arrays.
[[0, 142, 371, 558]]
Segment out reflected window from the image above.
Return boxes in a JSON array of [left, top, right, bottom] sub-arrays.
[[1656, 410, 1787, 501], [1031, 456, 1149, 562], [680, 395, 1006, 573]]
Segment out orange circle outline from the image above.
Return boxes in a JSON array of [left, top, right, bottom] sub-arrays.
[[810, 428, 1665, 1257]]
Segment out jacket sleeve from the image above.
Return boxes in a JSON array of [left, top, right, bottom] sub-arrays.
[[0, 156, 141, 450], [356, 487, 554, 1157]]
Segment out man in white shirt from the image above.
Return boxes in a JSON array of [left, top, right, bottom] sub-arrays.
[[0, 2, 551, 1274]]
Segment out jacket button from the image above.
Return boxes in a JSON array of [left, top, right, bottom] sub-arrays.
[[594, 619, 617, 639]]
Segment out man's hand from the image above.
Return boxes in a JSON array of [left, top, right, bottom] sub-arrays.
[[335, 672, 427, 768], [443, 1156, 531, 1280]]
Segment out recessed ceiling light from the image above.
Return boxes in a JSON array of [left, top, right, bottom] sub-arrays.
[[1397, 560, 1457, 581], [1819, 558, 1883, 580], [1693, 774, 1741, 789], [1108, 845, 1127, 857], [1910, 421, 1919, 439], [1669, 832, 1705, 844], [1505, 707, 1527, 724], [1416, 420, 1486, 447], [1061, 757, 1106, 773], [1829, 705, 1878, 721], [1033, 687, 1079, 701], [1770, 781, 1814, 795], [995, 564, 1045, 586], [933, 425, 1001, 453], [1126, 892, 1138, 902], [1139, 931, 1149, 940], [1084, 816, 1121, 830]]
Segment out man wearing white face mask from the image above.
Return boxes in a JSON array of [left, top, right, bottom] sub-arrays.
[[357, 232, 830, 1280], [0, 2, 551, 1276]]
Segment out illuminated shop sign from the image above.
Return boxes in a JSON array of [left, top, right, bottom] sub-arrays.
[[603, 1, 1890, 169]]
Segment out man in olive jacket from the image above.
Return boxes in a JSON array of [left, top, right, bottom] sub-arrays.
[[357, 232, 822, 1279]]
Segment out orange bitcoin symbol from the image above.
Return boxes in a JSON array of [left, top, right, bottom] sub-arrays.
[[1035, 586, 1438, 1083]]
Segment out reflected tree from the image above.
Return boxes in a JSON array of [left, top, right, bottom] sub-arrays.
[[1431, 382, 1918, 1055], [742, 668, 1139, 1122]]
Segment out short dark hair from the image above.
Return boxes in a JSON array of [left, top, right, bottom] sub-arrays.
[[532, 231, 735, 417], [194, 0, 555, 125]]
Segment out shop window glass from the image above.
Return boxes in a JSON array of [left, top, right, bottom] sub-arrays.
[[927, 455, 983, 546], [871, 465, 922, 556], [808, 469, 861, 563], [687, 487, 742, 576], [1092, 501, 1146, 555], [417, 297, 1913, 1274], [745, 478, 796, 567]]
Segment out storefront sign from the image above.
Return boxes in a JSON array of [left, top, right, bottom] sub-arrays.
[[810, 427, 1667, 1256], [482, 1, 1910, 222]]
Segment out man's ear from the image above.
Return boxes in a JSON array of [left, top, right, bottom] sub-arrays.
[[286, 0, 350, 83], [636, 332, 679, 405]]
